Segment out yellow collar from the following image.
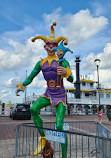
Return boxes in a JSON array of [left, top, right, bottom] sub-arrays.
[[41, 54, 59, 67]]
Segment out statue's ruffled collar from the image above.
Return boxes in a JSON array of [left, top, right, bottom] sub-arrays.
[[41, 54, 59, 67]]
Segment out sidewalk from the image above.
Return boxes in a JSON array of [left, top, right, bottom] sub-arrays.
[[0, 115, 111, 158]]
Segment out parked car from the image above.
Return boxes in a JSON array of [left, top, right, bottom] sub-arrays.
[[10, 103, 31, 120]]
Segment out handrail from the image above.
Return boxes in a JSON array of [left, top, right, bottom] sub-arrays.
[[15, 121, 111, 141]]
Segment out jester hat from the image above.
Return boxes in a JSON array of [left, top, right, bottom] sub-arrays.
[[53, 40, 73, 57], [31, 22, 68, 44]]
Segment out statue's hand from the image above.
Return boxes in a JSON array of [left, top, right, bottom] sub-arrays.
[[15, 87, 24, 96], [57, 66, 67, 76], [15, 82, 24, 96]]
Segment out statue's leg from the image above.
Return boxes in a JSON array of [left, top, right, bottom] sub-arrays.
[[30, 97, 50, 136], [56, 102, 67, 158]]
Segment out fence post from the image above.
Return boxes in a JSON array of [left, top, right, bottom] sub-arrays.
[[15, 125, 19, 158]]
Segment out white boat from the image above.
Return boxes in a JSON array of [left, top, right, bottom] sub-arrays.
[[66, 78, 111, 114]]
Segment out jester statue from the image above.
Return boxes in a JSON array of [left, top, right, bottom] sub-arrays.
[[16, 22, 74, 158]]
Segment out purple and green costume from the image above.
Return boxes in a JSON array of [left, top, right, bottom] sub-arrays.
[[22, 57, 73, 107], [41, 60, 66, 106], [22, 57, 73, 158]]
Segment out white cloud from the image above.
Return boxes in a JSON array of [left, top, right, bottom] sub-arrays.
[[97, 69, 111, 88], [4, 78, 19, 88], [0, 8, 108, 71], [91, 2, 105, 16], [0, 89, 11, 99], [0, 38, 44, 71], [64, 79, 74, 89], [0, 8, 110, 102], [82, 43, 111, 88], [3, 26, 35, 41], [28, 76, 47, 89], [98, 43, 111, 69], [82, 42, 111, 70], [88, 69, 111, 89], [43, 8, 108, 47]]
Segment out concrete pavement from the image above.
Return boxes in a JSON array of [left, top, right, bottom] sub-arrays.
[[0, 114, 111, 158]]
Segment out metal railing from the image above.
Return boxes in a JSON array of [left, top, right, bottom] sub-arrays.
[[15, 121, 111, 158], [67, 98, 111, 105], [96, 122, 111, 158]]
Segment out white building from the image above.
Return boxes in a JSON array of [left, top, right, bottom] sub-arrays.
[[66, 78, 111, 114]]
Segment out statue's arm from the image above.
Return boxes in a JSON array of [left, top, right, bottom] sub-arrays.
[[22, 60, 41, 86], [62, 60, 74, 83]]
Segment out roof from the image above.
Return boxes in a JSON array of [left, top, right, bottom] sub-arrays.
[[74, 78, 95, 83], [66, 89, 96, 92], [105, 89, 111, 91], [80, 78, 95, 83], [99, 91, 111, 94], [66, 88, 111, 93], [66, 89, 75, 91]]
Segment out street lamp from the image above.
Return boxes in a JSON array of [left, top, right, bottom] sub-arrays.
[[75, 56, 81, 99], [94, 59, 101, 106], [24, 70, 27, 103]]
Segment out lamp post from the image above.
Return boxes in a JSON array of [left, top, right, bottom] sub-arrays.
[[24, 70, 27, 103], [94, 59, 101, 106], [75, 56, 81, 99]]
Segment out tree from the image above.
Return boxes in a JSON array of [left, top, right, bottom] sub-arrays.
[[7, 101, 14, 107], [0, 100, 2, 106]]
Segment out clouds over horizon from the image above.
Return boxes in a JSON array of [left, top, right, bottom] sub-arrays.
[[82, 42, 111, 70], [0, 38, 44, 71], [82, 42, 111, 88], [0, 89, 11, 99], [0, 7, 111, 102], [0, 8, 108, 71], [43, 8, 108, 47]]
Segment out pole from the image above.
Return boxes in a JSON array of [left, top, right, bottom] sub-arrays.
[[75, 57, 81, 98], [24, 70, 27, 103], [97, 65, 100, 106]]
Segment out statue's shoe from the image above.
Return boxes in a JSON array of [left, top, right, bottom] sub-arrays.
[[31, 136, 45, 156]]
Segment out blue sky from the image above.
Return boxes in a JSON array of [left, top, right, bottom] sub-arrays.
[[0, 0, 111, 103]]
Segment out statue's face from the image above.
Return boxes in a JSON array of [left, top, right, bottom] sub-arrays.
[[56, 49, 64, 59], [44, 41, 58, 56]]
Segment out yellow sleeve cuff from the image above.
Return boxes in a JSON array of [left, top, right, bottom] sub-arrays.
[[16, 82, 24, 89], [62, 66, 72, 79]]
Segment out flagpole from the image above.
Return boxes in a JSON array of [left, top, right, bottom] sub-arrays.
[[24, 70, 27, 103]]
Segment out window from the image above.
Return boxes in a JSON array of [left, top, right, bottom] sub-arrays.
[[106, 94, 110, 99], [90, 83, 93, 87], [85, 93, 89, 97], [100, 93, 104, 98], [92, 92, 96, 96], [82, 82, 86, 86]]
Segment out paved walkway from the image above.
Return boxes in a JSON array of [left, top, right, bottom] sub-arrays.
[[0, 115, 111, 158]]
